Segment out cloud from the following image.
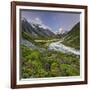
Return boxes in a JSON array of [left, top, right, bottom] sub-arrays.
[[39, 24, 52, 30], [29, 17, 42, 25], [35, 17, 42, 25], [59, 28, 63, 32], [59, 28, 64, 34]]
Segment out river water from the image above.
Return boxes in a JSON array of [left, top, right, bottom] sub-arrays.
[[48, 41, 80, 55]]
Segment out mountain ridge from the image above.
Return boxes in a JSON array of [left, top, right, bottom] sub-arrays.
[[21, 18, 56, 39], [62, 22, 80, 49]]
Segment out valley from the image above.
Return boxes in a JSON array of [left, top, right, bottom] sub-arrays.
[[20, 18, 80, 79]]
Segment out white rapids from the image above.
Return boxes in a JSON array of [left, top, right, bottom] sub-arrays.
[[48, 41, 80, 55]]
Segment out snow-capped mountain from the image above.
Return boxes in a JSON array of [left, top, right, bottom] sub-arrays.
[[21, 18, 56, 38], [55, 28, 68, 35]]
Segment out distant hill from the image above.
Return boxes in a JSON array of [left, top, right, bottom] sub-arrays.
[[62, 22, 80, 49]]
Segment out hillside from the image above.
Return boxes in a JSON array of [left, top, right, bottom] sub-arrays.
[[21, 18, 56, 40], [62, 22, 80, 49]]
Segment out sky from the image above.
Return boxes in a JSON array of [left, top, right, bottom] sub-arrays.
[[20, 9, 80, 33]]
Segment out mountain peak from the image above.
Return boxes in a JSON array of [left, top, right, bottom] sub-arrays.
[[55, 28, 66, 35]]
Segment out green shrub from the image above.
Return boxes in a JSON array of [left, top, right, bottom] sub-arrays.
[[51, 62, 61, 77], [20, 45, 80, 78], [60, 64, 80, 76]]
